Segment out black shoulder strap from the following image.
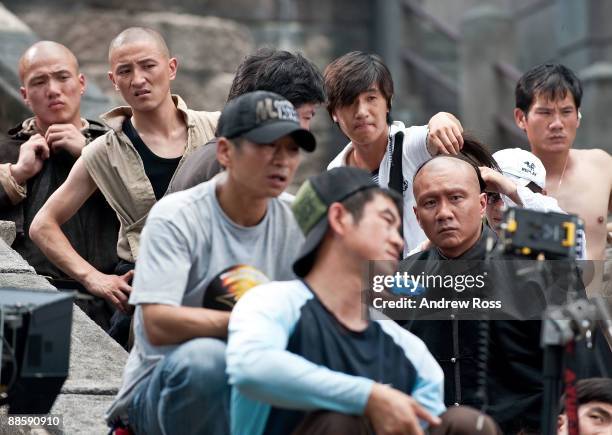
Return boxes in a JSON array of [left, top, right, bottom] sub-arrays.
[[389, 131, 404, 195], [389, 131, 405, 250]]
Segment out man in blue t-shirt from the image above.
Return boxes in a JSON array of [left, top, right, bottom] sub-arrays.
[[227, 167, 501, 435]]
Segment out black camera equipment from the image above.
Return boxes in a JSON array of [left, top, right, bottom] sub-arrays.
[[1, 288, 73, 414], [493, 207, 611, 435], [497, 207, 584, 259]]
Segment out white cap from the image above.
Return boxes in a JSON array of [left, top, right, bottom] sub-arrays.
[[492, 148, 546, 190]]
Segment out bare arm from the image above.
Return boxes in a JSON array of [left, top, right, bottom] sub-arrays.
[[29, 158, 133, 311], [142, 304, 230, 346], [479, 166, 522, 204], [426, 112, 464, 155]]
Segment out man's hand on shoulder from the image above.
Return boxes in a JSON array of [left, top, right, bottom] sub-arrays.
[[10, 134, 50, 184], [45, 124, 87, 158], [83, 269, 134, 313], [426, 112, 464, 156], [364, 383, 441, 435]]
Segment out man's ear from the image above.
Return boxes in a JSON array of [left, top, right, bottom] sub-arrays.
[[557, 414, 567, 434], [217, 137, 232, 168], [478, 192, 487, 218], [514, 108, 527, 131], [78, 73, 86, 95], [331, 111, 338, 123], [413, 205, 423, 229], [168, 57, 178, 81], [19, 86, 28, 106], [108, 71, 118, 91], [328, 202, 352, 236]]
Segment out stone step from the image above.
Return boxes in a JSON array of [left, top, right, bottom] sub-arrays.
[[0, 238, 128, 434]]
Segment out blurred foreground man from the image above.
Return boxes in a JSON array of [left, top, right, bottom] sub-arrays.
[[106, 91, 315, 435], [227, 167, 501, 435]]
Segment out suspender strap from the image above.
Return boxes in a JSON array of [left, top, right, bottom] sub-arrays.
[[388, 131, 404, 195], [388, 131, 405, 250]]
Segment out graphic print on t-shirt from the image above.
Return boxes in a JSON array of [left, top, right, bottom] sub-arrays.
[[202, 264, 270, 310]]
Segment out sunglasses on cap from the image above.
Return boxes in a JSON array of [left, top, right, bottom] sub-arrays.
[[525, 181, 543, 194]]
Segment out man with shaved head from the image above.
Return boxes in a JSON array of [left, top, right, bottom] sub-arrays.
[[0, 41, 118, 296], [403, 156, 545, 433], [401, 156, 608, 433], [412, 157, 487, 258], [30, 28, 219, 347]]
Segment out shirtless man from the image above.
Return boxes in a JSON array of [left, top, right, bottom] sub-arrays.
[[30, 28, 218, 316], [514, 64, 612, 261]]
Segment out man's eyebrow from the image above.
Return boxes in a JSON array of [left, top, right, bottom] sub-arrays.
[[28, 73, 47, 82], [588, 406, 612, 418], [448, 187, 469, 195], [380, 208, 398, 223], [114, 57, 156, 68], [51, 69, 72, 76], [115, 62, 131, 70]]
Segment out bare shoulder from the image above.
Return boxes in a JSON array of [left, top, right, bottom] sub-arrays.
[[572, 148, 612, 171]]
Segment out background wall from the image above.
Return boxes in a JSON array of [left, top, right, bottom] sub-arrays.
[[1, 0, 612, 186]]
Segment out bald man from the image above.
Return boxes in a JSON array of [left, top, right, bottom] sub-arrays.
[[29, 28, 219, 346], [401, 156, 610, 433], [402, 156, 545, 433], [0, 41, 118, 291], [411, 157, 487, 258]]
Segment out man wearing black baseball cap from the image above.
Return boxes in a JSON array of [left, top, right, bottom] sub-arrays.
[[227, 167, 501, 435], [107, 90, 314, 435]]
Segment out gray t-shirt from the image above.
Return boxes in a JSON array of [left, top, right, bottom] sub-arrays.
[[112, 174, 304, 409]]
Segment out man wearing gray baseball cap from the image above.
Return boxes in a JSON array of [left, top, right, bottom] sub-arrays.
[[107, 90, 314, 435]]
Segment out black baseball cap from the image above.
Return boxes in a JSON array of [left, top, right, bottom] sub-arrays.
[[291, 167, 378, 277], [217, 90, 316, 152]]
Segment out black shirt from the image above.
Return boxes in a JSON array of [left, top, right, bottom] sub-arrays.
[[122, 118, 182, 200], [401, 225, 609, 434]]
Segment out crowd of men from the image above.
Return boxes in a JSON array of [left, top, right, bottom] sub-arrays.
[[0, 25, 611, 435]]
